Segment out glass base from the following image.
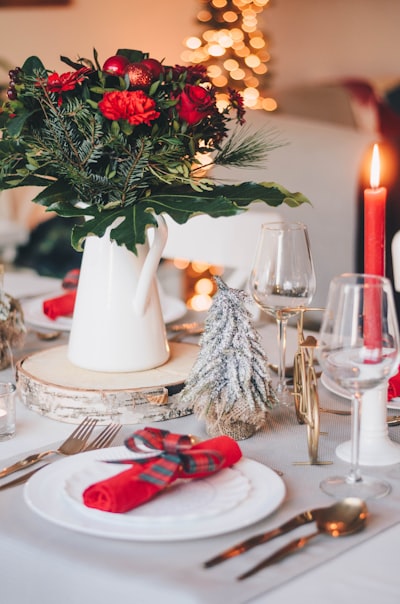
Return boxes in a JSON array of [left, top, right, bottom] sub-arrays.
[[274, 382, 294, 407], [320, 474, 391, 500], [0, 430, 15, 441]]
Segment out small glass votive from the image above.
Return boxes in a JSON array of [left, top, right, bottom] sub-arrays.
[[0, 382, 16, 441]]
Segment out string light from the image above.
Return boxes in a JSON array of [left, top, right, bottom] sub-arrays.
[[182, 0, 276, 111]]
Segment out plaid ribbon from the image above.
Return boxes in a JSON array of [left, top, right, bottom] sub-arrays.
[[62, 268, 80, 291], [108, 427, 225, 488]]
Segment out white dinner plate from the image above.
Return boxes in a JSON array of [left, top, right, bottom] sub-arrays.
[[321, 372, 400, 410], [22, 293, 73, 331], [4, 272, 61, 300], [22, 292, 187, 332], [24, 447, 285, 541]]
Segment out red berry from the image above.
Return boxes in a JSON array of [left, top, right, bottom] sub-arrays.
[[102, 55, 130, 77], [139, 58, 164, 79], [125, 63, 152, 90]]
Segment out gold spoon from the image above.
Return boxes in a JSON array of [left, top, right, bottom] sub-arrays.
[[238, 497, 368, 580], [33, 329, 62, 341], [168, 323, 204, 341]]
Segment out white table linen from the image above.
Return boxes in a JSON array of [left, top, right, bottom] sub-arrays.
[[1, 327, 400, 604]]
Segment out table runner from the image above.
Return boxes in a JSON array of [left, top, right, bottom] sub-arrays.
[[2, 386, 400, 604]]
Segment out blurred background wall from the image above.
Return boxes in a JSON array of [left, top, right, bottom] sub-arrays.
[[0, 0, 399, 86]]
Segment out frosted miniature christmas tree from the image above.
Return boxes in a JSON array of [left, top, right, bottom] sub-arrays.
[[178, 276, 277, 440]]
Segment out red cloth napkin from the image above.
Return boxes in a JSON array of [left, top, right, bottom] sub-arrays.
[[42, 269, 80, 320], [83, 429, 242, 514], [43, 290, 76, 320], [388, 368, 400, 400]]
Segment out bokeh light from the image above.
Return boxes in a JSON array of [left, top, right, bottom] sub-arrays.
[[182, 0, 277, 112]]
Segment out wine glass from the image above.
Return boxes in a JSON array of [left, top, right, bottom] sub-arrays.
[[318, 273, 400, 499], [249, 222, 316, 404]]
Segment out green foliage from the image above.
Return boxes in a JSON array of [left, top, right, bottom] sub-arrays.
[[0, 48, 311, 254]]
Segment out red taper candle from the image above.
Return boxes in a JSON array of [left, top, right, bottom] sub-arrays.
[[364, 143, 386, 352], [364, 143, 386, 276]]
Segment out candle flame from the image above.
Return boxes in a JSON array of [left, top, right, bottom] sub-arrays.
[[370, 143, 381, 188]]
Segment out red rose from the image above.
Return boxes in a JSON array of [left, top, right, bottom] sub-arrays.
[[98, 90, 160, 126], [176, 85, 215, 125]]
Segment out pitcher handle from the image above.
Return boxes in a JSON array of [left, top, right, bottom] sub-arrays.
[[135, 214, 168, 316]]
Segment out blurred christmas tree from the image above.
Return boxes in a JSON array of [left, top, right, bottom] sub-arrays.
[[181, 0, 277, 111]]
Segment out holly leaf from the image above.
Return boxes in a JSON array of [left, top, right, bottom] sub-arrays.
[[34, 180, 311, 254], [143, 181, 310, 223], [47, 202, 156, 254], [116, 49, 147, 63], [33, 180, 77, 207]]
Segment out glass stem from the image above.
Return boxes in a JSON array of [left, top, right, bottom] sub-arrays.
[[276, 316, 288, 392], [349, 392, 363, 483]]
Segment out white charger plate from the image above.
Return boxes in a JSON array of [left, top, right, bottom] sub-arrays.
[[321, 372, 400, 410], [24, 448, 285, 541], [22, 292, 187, 332]]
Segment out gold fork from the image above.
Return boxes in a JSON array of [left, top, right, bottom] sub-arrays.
[[0, 417, 98, 479], [0, 423, 122, 491], [83, 423, 122, 451]]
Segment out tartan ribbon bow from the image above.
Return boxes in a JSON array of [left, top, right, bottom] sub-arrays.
[[108, 427, 225, 488]]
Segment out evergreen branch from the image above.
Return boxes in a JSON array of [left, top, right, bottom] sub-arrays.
[[213, 125, 287, 168]]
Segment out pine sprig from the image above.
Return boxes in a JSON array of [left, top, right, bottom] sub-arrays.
[[214, 124, 286, 168]]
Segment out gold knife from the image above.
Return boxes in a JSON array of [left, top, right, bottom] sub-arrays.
[[0, 464, 49, 491]]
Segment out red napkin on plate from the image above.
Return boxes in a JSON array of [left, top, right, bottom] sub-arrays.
[[43, 290, 77, 320], [82, 427, 242, 513], [388, 367, 400, 400], [42, 269, 80, 320]]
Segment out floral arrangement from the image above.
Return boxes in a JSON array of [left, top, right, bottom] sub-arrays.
[[0, 48, 309, 253]]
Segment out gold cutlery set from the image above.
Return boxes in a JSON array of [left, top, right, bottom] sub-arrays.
[[204, 497, 368, 580], [0, 417, 121, 490]]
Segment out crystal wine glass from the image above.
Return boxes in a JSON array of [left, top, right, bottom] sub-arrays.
[[249, 222, 316, 405], [318, 273, 400, 499]]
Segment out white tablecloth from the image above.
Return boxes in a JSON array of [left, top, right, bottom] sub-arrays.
[[1, 327, 400, 604]]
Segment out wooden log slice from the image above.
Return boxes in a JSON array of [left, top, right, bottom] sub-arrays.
[[16, 342, 198, 424]]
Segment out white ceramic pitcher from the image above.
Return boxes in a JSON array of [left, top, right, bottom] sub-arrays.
[[68, 215, 170, 372]]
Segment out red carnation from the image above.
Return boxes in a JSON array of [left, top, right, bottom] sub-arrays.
[[98, 90, 160, 126], [175, 85, 215, 125]]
